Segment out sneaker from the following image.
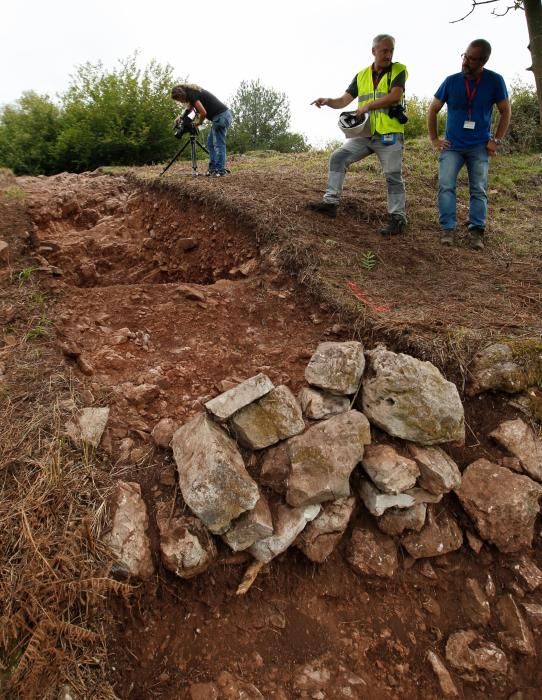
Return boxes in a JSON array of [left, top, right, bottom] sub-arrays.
[[213, 170, 229, 177], [440, 230, 455, 246], [380, 214, 407, 236], [468, 227, 485, 250], [204, 170, 216, 177], [306, 201, 338, 218]]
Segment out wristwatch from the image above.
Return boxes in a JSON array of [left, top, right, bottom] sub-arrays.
[[491, 137, 503, 145]]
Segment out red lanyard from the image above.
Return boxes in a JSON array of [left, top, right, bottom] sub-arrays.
[[464, 71, 483, 119]]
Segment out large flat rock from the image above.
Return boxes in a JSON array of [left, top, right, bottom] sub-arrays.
[[171, 414, 259, 534]]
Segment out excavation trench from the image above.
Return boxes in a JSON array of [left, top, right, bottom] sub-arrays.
[[17, 172, 542, 700], [21, 172, 332, 453]]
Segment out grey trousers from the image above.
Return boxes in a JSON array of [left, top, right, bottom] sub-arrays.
[[323, 134, 406, 217]]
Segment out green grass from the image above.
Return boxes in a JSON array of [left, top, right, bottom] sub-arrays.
[[1, 185, 25, 201]]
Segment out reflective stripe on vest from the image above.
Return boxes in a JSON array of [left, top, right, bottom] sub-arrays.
[[356, 62, 408, 135]]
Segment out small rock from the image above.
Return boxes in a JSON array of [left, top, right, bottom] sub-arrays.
[[205, 373, 274, 422], [65, 406, 110, 448], [347, 526, 398, 578], [490, 418, 542, 482], [445, 630, 508, 674], [455, 459, 542, 553], [222, 496, 274, 551], [157, 504, 216, 579], [377, 503, 427, 536], [361, 444, 419, 494], [408, 444, 461, 495], [249, 503, 321, 563], [304, 341, 365, 395], [359, 479, 415, 516], [461, 578, 491, 627], [0, 240, 9, 263], [503, 553, 542, 592], [230, 384, 305, 449], [426, 651, 459, 697], [105, 481, 154, 579], [522, 603, 542, 629], [293, 661, 332, 692], [296, 497, 356, 562], [401, 507, 463, 559], [496, 594, 536, 655], [297, 386, 350, 420], [259, 443, 289, 494], [151, 417, 178, 448]]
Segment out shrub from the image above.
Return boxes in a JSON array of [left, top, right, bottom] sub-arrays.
[[506, 80, 541, 152]]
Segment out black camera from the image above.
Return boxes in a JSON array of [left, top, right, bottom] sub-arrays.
[[388, 103, 408, 125], [174, 114, 198, 139]]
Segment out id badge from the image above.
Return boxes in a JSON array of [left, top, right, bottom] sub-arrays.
[[381, 133, 397, 145], [463, 120, 476, 130]]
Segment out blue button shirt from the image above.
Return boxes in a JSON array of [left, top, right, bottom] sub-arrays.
[[434, 69, 508, 149]]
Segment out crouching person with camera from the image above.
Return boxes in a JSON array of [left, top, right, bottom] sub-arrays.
[[171, 84, 233, 176], [308, 34, 408, 235]]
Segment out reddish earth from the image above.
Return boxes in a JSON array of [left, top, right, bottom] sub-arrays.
[[8, 171, 542, 699]]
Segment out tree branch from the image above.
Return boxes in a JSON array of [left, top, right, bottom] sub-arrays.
[[450, 0, 524, 23]]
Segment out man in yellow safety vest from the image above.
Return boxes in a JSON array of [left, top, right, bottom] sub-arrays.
[[308, 34, 408, 235]]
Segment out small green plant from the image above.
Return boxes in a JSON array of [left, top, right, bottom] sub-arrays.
[[24, 317, 50, 341], [16, 266, 36, 285], [360, 251, 377, 271], [31, 291, 47, 307]]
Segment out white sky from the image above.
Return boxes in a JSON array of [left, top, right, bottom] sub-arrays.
[[1, 0, 533, 147]]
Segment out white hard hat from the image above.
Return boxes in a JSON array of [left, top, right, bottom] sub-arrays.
[[338, 111, 370, 138]]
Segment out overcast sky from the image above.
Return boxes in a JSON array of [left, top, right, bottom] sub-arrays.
[[1, 0, 533, 147]]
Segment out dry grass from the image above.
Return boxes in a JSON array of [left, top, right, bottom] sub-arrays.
[[0, 176, 132, 699]]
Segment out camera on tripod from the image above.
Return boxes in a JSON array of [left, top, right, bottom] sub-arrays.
[[388, 103, 408, 124], [174, 114, 198, 139]]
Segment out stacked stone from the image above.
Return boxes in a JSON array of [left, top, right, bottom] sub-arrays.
[[100, 340, 542, 588]]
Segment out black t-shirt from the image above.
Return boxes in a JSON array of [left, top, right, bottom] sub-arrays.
[[184, 88, 228, 120], [346, 65, 406, 98]]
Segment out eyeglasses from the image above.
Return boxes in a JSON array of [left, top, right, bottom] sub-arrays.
[[461, 53, 484, 64]]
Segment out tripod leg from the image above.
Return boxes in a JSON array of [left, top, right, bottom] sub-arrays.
[[160, 140, 191, 176], [195, 140, 210, 155], [191, 138, 198, 176]]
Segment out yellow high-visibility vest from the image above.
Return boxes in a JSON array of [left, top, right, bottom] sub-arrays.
[[356, 62, 408, 134]]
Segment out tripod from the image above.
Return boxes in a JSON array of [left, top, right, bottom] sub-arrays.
[[160, 129, 209, 177]]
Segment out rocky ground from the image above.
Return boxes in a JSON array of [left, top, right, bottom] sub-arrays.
[[1, 166, 541, 700]]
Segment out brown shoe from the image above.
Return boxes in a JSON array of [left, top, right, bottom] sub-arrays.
[[440, 230, 455, 246], [468, 228, 485, 250], [381, 214, 407, 236], [306, 201, 338, 218]]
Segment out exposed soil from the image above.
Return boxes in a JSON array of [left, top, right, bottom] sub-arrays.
[[4, 168, 542, 699]]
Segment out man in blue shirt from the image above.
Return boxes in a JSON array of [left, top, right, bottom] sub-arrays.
[[427, 39, 511, 250]]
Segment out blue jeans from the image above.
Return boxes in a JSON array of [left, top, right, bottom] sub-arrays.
[[207, 109, 233, 173], [438, 146, 489, 231]]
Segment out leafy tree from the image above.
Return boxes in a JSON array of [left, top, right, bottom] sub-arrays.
[[507, 80, 541, 150], [404, 96, 446, 140], [228, 79, 308, 153], [0, 92, 63, 175], [451, 1, 542, 126], [55, 54, 179, 171]]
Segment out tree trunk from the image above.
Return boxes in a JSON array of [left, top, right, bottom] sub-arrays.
[[524, 0, 542, 125]]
